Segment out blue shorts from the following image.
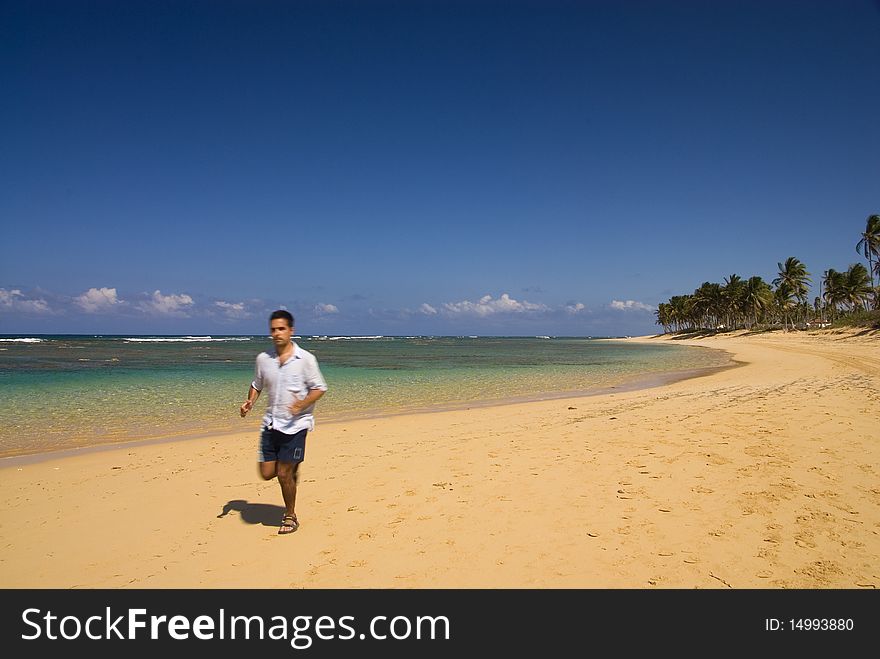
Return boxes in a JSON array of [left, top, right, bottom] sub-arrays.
[[258, 427, 307, 464]]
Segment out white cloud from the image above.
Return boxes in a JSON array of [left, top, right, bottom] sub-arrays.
[[610, 300, 656, 312], [419, 303, 438, 315], [315, 303, 339, 315], [138, 290, 194, 316], [0, 288, 53, 314], [565, 302, 586, 314], [0, 289, 22, 306], [21, 299, 50, 313], [75, 287, 122, 312], [215, 300, 249, 319], [442, 293, 549, 316]]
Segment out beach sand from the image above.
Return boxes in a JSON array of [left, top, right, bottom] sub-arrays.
[[1, 328, 877, 588]]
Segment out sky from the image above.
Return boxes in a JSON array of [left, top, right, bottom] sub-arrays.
[[2, 0, 878, 336]]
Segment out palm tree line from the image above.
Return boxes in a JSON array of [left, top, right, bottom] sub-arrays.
[[655, 214, 879, 334]]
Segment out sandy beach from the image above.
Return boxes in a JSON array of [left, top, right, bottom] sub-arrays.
[[1, 328, 877, 589]]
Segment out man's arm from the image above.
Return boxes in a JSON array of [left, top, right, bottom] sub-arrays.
[[242, 357, 264, 418], [240, 385, 261, 417], [289, 388, 325, 416]]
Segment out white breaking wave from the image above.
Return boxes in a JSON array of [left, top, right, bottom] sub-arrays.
[[310, 336, 386, 341], [0, 338, 44, 343], [122, 336, 253, 343]]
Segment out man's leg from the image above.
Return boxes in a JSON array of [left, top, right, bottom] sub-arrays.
[[259, 429, 305, 534], [276, 461, 299, 516], [276, 461, 300, 533], [258, 428, 278, 481], [259, 460, 299, 532]]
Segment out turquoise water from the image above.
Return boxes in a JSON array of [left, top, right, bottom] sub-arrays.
[[0, 335, 730, 457]]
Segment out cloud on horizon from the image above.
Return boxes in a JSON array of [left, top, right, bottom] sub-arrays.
[[315, 303, 340, 315], [441, 293, 549, 316], [75, 287, 123, 313], [427, 293, 589, 318], [0, 284, 657, 335], [610, 299, 656, 312], [214, 300, 250, 319], [137, 290, 195, 316], [0, 288, 53, 314]]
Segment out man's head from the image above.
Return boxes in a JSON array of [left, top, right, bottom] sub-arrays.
[[269, 309, 295, 348]]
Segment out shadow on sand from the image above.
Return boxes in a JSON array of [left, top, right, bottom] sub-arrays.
[[217, 499, 285, 527]]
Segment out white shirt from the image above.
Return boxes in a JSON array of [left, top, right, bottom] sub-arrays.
[[252, 343, 328, 434]]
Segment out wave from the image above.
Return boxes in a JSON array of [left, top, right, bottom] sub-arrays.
[[309, 336, 386, 341], [122, 336, 253, 343], [0, 338, 44, 343]]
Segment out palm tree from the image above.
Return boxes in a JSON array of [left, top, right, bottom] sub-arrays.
[[741, 276, 773, 328], [722, 274, 745, 330], [856, 214, 880, 307], [655, 303, 671, 334], [669, 295, 694, 332], [773, 281, 796, 330], [822, 269, 845, 320], [692, 282, 723, 330], [841, 263, 873, 312], [773, 257, 811, 327]]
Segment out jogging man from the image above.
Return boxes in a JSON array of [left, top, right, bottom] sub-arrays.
[[240, 310, 328, 534]]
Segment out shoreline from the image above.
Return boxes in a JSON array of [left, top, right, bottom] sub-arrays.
[[1, 328, 876, 588], [0, 348, 737, 466]]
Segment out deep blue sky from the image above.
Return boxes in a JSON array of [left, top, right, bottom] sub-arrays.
[[2, 0, 878, 335]]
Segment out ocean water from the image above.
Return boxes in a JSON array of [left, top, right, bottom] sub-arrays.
[[0, 335, 730, 458]]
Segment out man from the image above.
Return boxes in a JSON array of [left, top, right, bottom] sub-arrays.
[[240, 310, 328, 534]]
